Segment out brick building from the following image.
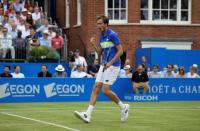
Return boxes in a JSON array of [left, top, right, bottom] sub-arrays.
[[55, 0, 200, 64]]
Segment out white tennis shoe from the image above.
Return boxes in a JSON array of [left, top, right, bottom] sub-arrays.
[[74, 111, 91, 123], [120, 104, 130, 122]]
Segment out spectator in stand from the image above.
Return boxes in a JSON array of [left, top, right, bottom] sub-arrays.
[[2, 0, 9, 14], [0, 23, 3, 37], [148, 64, 161, 78], [21, 8, 28, 20], [28, 6, 34, 13], [0, 28, 15, 59], [119, 58, 131, 77], [9, 22, 18, 39], [53, 64, 67, 78], [51, 29, 63, 57], [36, 19, 49, 33], [72, 49, 88, 72], [12, 30, 26, 59], [141, 56, 150, 70], [88, 59, 100, 77], [132, 65, 149, 94], [120, 65, 132, 78], [38, 65, 52, 77], [3, 14, 11, 31], [39, 30, 51, 47], [11, 65, 25, 78], [13, 0, 25, 12], [176, 66, 187, 78], [192, 64, 199, 74], [13, 11, 21, 25], [25, 0, 34, 10], [48, 27, 56, 38], [25, 26, 40, 47], [22, 22, 30, 38], [26, 11, 33, 25], [13, 30, 26, 47], [71, 64, 92, 78], [32, 6, 41, 24], [141, 63, 148, 72], [0, 65, 12, 77], [160, 67, 167, 78], [35, 11, 46, 28], [173, 65, 179, 75], [187, 66, 200, 78], [163, 64, 176, 78], [17, 19, 26, 32], [7, 6, 16, 22], [0, 8, 4, 23]]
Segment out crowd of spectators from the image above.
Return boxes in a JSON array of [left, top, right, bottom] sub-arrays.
[[1, 53, 199, 79], [0, 0, 63, 60]]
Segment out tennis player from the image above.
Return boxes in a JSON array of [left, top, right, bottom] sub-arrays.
[[74, 15, 129, 123]]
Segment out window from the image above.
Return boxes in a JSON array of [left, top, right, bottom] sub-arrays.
[[140, 0, 191, 24], [141, 40, 193, 50], [66, 0, 70, 27], [77, 0, 81, 25], [105, 0, 128, 24]]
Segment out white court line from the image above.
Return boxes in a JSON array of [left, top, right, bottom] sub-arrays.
[[0, 112, 80, 131]]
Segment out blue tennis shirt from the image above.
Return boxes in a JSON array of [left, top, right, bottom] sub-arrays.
[[99, 28, 121, 67]]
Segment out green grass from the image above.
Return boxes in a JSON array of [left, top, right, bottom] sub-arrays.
[[0, 101, 200, 131]]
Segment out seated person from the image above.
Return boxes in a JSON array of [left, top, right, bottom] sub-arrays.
[[26, 26, 40, 47], [163, 64, 176, 78], [53, 64, 67, 78], [0, 28, 15, 59], [176, 66, 187, 78], [11, 65, 25, 78], [38, 65, 52, 77], [187, 65, 200, 78], [132, 65, 149, 94], [87, 59, 100, 77], [119, 65, 132, 78], [39, 30, 51, 47], [0, 65, 12, 78], [148, 64, 161, 78], [71, 64, 92, 78]]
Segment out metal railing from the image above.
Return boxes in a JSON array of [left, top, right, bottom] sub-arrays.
[[0, 36, 68, 62]]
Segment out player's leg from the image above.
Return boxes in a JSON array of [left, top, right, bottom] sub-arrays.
[[74, 66, 104, 123], [102, 66, 130, 122], [102, 84, 119, 103], [89, 82, 103, 106]]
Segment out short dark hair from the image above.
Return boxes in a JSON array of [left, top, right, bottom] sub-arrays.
[[153, 64, 159, 68], [5, 65, 11, 70], [168, 64, 174, 69], [96, 15, 109, 25], [41, 64, 48, 69], [14, 65, 19, 70]]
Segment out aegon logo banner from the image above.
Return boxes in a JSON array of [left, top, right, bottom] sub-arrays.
[[44, 83, 85, 98], [0, 83, 40, 99]]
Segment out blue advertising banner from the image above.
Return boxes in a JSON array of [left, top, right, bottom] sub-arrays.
[[0, 78, 200, 103]]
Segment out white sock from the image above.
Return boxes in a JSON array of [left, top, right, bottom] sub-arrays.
[[86, 105, 94, 116], [118, 101, 126, 109]]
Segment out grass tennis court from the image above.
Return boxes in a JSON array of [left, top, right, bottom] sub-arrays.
[[0, 101, 200, 131]]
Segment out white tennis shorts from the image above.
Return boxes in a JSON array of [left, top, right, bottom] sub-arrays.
[[95, 65, 120, 85]]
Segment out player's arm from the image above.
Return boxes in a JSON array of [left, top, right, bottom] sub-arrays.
[[105, 44, 123, 69]]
